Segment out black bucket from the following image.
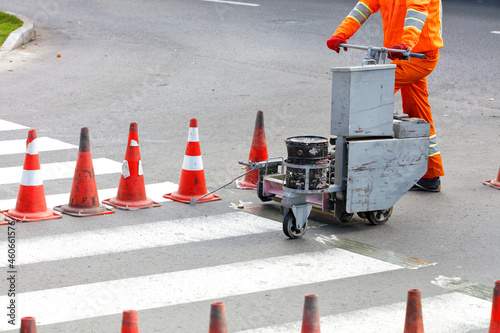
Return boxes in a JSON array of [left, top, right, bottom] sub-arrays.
[[284, 136, 329, 191]]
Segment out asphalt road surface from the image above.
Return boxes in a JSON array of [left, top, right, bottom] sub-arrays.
[[0, 0, 499, 331]]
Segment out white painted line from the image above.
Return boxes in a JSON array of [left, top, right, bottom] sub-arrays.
[[0, 119, 28, 131], [491, 31, 500, 34], [203, 0, 260, 6], [0, 137, 77, 155], [0, 212, 280, 266], [0, 158, 122, 185], [0, 248, 402, 329], [237, 292, 491, 333], [0, 181, 178, 211]]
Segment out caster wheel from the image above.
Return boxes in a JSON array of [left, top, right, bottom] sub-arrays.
[[283, 211, 307, 239], [367, 207, 393, 225]]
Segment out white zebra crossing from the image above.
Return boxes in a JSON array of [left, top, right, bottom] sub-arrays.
[[236, 292, 492, 332], [0, 247, 403, 330], [0, 137, 77, 155]]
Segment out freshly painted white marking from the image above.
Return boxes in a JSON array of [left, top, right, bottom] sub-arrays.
[[187, 127, 199, 142], [0, 249, 402, 329], [20, 169, 43, 186], [491, 31, 500, 34], [237, 292, 491, 332], [203, 0, 260, 6], [0, 158, 122, 185], [182, 154, 204, 171], [26, 137, 38, 155], [0, 181, 178, 211], [0, 119, 28, 131], [0, 212, 281, 266], [0, 137, 77, 155]]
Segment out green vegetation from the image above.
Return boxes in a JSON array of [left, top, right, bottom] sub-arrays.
[[0, 11, 23, 46]]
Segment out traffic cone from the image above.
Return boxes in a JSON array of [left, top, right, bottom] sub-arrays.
[[489, 280, 500, 333], [164, 118, 221, 204], [4, 130, 61, 222], [121, 310, 139, 333], [54, 127, 114, 217], [103, 122, 160, 210], [208, 302, 227, 333], [236, 110, 269, 189], [301, 294, 321, 333], [484, 166, 500, 190], [404, 289, 424, 333], [20, 317, 37, 333]]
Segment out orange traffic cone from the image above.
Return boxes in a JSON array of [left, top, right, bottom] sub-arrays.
[[20, 317, 37, 333], [404, 289, 424, 333], [301, 294, 321, 333], [484, 166, 500, 190], [103, 122, 160, 210], [164, 118, 221, 204], [236, 110, 269, 189], [209, 302, 227, 333], [489, 280, 500, 333], [54, 127, 114, 217], [4, 130, 61, 222], [121, 310, 139, 333]]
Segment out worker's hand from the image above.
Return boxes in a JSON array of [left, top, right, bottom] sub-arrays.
[[326, 36, 347, 53], [388, 44, 410, 60]]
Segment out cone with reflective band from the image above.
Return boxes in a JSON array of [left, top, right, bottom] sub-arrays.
[[236, 110, 269, 189], [489, 281, 500, 333], [121, 310, 139, 333], [301, 294, 321, 333], [5, 130, 61, 222], [20, 317, 37, 333], [484, 167, 500, 190], [209, 302, 227, 333], [54, 128, 114, 217], [164, 118, 221, 203], [103, 122, 160, 210], [404, 289, 424, 333]]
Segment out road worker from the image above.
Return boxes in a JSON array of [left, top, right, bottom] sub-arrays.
[[327, 0, 444, 192]]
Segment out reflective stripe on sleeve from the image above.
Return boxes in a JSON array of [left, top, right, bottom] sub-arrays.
[[347, 2, 372, 26], [182, 155, 204, 171], [404, 9, 428, 33], [428, 135, 440, 156], [21, 169, 43, 186]]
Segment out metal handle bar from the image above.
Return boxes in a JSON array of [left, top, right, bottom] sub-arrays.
[[339, 43, 425, 59]]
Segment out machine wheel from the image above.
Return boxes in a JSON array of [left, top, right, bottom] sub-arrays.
[[367, 207, 393, 225], [283, 211, 307, 239], [357, 212, 367, 220]]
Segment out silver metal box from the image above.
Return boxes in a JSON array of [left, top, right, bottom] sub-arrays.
[[331, 64, 396, 137]]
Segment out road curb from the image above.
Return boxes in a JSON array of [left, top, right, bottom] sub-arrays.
[[0, 12, 35, 52]]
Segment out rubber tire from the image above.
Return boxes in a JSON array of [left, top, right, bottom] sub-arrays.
[[283, 211, 306, 239], [367, 207, 393, 225]]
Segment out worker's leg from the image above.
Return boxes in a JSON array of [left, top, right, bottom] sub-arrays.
[[393, 52, 444, 179]]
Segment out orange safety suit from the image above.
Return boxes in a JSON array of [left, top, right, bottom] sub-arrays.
[[333, 0, 444, 179]]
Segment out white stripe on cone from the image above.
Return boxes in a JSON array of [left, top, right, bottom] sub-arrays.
[[122, 161, 131, 178], [182, 155, 204, 171], [26, 138, 39, 155], [187, 127, 199, 142], [20, 169, 43, 186], [130, 139, 139, 147]]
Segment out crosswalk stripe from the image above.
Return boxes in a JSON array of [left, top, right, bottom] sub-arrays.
[[0, 181, 178, 211], [236, 292, 491, 332], [0, 158, 122, 185], [0, 119, 28, 131], [0, 248, 402, 329], [0, 212, 281, 266], [0, 137, 77, 155]]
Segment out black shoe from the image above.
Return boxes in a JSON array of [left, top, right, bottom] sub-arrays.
[[410, 177, 441, 192]]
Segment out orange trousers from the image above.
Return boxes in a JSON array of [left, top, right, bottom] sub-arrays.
[[393, 51, 445, 179]]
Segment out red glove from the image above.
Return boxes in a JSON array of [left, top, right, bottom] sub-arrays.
[[327, 36, 347, 53], [388, 44, 410, 60]]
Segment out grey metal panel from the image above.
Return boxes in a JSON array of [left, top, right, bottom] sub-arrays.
[[345, 137, 429, 213], [331, 65, 396, 137], [393, 119, 430, 138]]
